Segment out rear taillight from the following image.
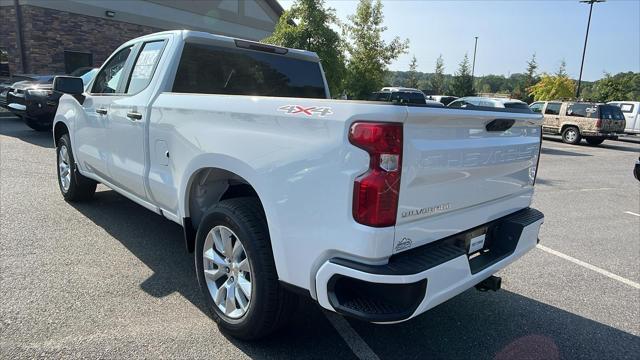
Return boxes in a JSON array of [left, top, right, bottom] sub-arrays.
[[595, 118, 602, 129], [349, 122, 403, 227]]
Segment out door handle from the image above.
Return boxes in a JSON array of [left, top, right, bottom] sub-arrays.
[[96, 108, 107, 115], [127, 111, 142, 121]]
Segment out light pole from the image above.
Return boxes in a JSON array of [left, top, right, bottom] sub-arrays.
[[471, 36, 478, 90], [576, 0, 605, 99]]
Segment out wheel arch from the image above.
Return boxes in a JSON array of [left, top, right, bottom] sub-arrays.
[[53, 120, 69, 146], [560, 122, 581, 134], [179, 156, 278, 258], [184, 167, 267, 230]]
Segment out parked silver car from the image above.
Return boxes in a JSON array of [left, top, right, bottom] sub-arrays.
[[448, 97, 531, 111]]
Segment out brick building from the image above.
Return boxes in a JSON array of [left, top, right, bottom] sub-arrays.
[[0, 0, 283, 76]]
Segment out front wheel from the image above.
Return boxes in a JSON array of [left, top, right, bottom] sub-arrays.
[[562, 126, 581, 145], [56, 134, 97, 201], [585, 137, 605, 146], [195, 197, 296, 340]]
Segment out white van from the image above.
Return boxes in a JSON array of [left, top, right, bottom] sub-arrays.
[[608, 101, 640, 134]]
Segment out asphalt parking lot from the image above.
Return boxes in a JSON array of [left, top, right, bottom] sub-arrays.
[[1, 113, 639, 359]]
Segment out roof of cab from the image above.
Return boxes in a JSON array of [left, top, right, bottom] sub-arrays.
[[124, 30, 320, 63]]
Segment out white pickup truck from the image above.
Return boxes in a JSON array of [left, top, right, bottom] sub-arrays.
[[52, 30, 544, 339]]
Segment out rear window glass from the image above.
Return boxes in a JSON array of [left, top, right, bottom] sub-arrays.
[[545, 103, 561, 115], [173, 43, 326, 98], [567, 103, 597, 118], [390, 91, 425, 104], [369, 92, 390, 101], [599, 105, 625, 120], [504, 102, 529, 110]]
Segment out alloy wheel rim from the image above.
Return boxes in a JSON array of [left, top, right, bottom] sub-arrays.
[[202, 225, 252, 319], [566, 129, 577, 142], [58, 145, 71, 192]]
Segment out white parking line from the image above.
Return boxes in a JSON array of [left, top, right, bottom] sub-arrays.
[[623, 211, 640, 217], [537, 244, 640, 289], [324, 311, 380, 360]]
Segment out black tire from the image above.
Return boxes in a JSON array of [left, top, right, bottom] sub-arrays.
[[585, 137, 605, 146], [56, 133, 97, 201], [25, 117, 51, 132], [561, 126, 581, 145], [195, 197, 296, 340]]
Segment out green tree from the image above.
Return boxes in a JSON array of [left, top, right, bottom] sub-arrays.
[[528, 74, 575, 101], [591, 72, 640, 102], [343, 0, 409, 99], [450, 54, 475, 97], [430, 55, 445, 94], [406, 55, 419, 88], [520, 53, 538, 102], [556, 59, 567, 77], [262, 0, 345, 96]]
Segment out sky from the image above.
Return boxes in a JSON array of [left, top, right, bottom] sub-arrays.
[[278, 0, 640, 81]]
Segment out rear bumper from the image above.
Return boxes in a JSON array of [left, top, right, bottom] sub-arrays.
[[315, 207, 544, 323], [582, 131, 620, 139]]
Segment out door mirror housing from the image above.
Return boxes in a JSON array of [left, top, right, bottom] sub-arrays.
[[53, 76, 84, 95]]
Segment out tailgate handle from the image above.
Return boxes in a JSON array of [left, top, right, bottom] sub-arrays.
[[486, 119, 516, 132]]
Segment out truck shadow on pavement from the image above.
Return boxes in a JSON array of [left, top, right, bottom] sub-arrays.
[[0, 115, 54, 148], [541, 147, 591, 157], [70, 189, 640, 360], [544, 136, 640, 154]]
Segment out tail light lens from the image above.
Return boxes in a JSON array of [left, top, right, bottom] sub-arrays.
[[595, 118, 602, 129], [349, 122, 403, 227]]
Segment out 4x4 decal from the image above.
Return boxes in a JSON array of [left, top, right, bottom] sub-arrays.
[[278, 105, 333, 117]]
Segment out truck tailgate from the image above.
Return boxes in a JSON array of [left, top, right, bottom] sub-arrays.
[[394, 108, 543, 251]]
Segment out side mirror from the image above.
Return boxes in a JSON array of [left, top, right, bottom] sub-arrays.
[[53, 76, 84, 95]]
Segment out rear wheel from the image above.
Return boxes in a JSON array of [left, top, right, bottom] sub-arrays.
[[561, 126, 581, 145], [25, 117, 51, 131], [195, 197, 296, 340], [56, 134, 97, 201], [585, 137, 605, 146]]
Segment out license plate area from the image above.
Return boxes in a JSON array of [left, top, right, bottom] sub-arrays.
[[450, 225, 490, 256]]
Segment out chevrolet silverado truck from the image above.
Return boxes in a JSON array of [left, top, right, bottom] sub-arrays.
[[52, 30, 544, 340]]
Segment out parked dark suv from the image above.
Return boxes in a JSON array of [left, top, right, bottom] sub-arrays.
[[370, 87, 443, 107], [5, 67, 97, 131]]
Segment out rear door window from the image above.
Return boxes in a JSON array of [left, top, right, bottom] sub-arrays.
[[173, 42, 327, 99], [566, 103, 597, 118], [126, 41, 165, 94], [545, 102, 561, 115]]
